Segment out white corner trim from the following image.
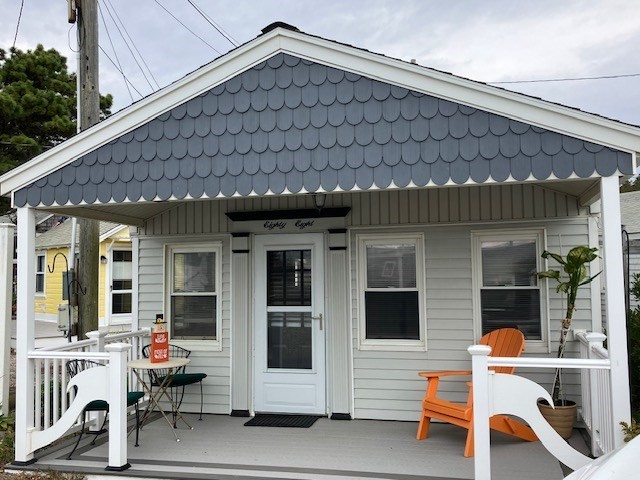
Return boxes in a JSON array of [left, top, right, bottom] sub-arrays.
[[2, 27, 640, 197]]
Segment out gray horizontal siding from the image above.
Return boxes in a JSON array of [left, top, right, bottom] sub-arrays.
[[350, 220, 591, 421], [137, 235, 231, 414]]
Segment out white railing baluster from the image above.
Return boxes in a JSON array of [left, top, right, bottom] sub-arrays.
[[20, 328, 150, 462]]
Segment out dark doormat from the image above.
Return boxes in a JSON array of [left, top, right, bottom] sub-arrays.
[[244, 414, 319, 428]]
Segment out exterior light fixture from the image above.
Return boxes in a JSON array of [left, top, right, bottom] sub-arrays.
[[100, 255, 108, 264], [313, 193, 326, 210]]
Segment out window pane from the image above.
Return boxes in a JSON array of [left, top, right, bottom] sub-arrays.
[[112, 293, 132, 314], [171, 295, 216, 339], [112, 250, 132, 281], [366, 244, 416, 288], [36, 255, 45, 272], [365, 291, 419, 339], [173, 252, 215, 293], [112, 280, 132, 291], [267, 250, 311, 306], [267, 312, 312, 369], [480, 289, 541, 340], [482, 240, 537, 287], [35, 274, 44, 293]]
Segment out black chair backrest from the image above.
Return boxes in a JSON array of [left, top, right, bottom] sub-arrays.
[[67, 359, 103, 379], [141, 344, 192, 383]]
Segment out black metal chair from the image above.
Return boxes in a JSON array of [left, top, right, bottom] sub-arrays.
[[66, 359, 144, 459], [141, 344, 207, 426]]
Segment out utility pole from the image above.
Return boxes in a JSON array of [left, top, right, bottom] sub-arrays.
[[71, 0, 100, 338]]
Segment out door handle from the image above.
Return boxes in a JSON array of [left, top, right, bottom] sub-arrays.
[[311, 313, 323, 330]]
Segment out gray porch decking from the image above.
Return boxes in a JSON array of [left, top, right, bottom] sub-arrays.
[[15, 414, 583, 480]]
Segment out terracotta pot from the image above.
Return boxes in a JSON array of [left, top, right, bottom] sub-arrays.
[[537, 399, 577, 439]]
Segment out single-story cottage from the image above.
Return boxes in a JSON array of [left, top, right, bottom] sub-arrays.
[[1, 23, 637, 469]]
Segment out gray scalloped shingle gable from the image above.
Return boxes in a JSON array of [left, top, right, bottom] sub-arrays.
[[14, 53, 633, 207]]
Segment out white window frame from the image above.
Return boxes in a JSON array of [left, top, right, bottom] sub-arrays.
[[471, 229, 549, 353], [165, 242, 222, 350], [107, 247, 133, 325], [357, 233, 426, 351], [35, 252, 46, 296]]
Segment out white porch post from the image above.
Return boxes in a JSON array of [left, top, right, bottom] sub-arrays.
[[105, 343, 131, 471], [0, 221, 15, 416], [600, 175, 631, 448], [470, 345, 492, 480], [14, 207, 36, 464]]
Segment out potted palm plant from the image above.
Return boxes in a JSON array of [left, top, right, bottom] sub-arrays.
[[536, 246, 600, 439]]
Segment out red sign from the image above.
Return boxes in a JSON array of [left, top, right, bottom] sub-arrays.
[[151, 330, 169, 363]]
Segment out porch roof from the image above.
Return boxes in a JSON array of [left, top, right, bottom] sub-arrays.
[[1, 24, 639, 225]]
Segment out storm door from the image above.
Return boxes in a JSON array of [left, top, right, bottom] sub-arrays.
[[253, 234, 326, 414]]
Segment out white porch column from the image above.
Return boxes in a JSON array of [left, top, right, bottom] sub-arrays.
[[0, 222, 15, 416], [470, 345, 492, 480], [14, 207, 36, 464], [105, 343, 131, 472], [600, 175, 631, 448], [230, 233, 251, 416]]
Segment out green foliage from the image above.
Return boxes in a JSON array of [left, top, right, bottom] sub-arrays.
[[621, 419, 640, 442], [620, 178, 640, 193], [537, 246, 600, 403], [0, 45, 113, 211], [628, 273, 640, 415]]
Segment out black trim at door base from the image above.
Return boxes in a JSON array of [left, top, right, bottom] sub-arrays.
[[231, 410, 251, 417], [330, 413, 352, 420]]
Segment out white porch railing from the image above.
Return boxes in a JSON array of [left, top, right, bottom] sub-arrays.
[[576, 331, 614, 456], [470, 344, 614, 480], [18, 328, 150, 470]]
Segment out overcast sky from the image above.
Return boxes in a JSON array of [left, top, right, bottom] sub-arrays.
[[2, 0, 640, 126]]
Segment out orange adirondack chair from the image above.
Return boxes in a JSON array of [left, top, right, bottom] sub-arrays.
[[416, 328, 537, 457]]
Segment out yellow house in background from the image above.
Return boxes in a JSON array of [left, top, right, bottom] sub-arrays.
[[35, 220, 132, 330]]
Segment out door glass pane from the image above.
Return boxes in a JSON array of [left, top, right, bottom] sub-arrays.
[[267, 312, 312, 369], [112, 293, 132, 314], [267, 250, 311, 306]]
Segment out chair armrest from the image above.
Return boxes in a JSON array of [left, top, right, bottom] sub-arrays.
[[418, 370, 472, 379]]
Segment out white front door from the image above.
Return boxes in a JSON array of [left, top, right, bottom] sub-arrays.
[[253, 234, 326, 414]]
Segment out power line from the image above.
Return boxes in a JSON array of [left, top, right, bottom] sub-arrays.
[[101, 0, 156, 92], [98, 45, 144, 98], [153, 0, 221, 54], [104, 0, 160, 89], [187, 0, 239, 47], [97, 1, 135, 102], [489, 72, 640, 85], [12, 0, 25, 49]]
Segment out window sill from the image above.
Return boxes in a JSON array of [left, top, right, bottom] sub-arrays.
[[522, 342, 551, 354]]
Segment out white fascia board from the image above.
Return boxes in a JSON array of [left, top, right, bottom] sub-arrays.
[[0, 31, 283, 196], [99, 224, 128, 243], [276, 31, 640, 153], [3, 27, 640, 197]]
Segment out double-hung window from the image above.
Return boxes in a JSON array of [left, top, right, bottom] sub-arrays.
[[472, 230, 546, 347], [35, 253, 45, 295], [358, 234, 425, 350], [167, 244, 221, 344]]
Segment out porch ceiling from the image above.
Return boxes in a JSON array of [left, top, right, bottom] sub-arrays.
[[35, 178, 600, 226]]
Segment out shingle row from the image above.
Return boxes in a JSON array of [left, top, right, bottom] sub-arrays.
[[16, 53, 633, 207]]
